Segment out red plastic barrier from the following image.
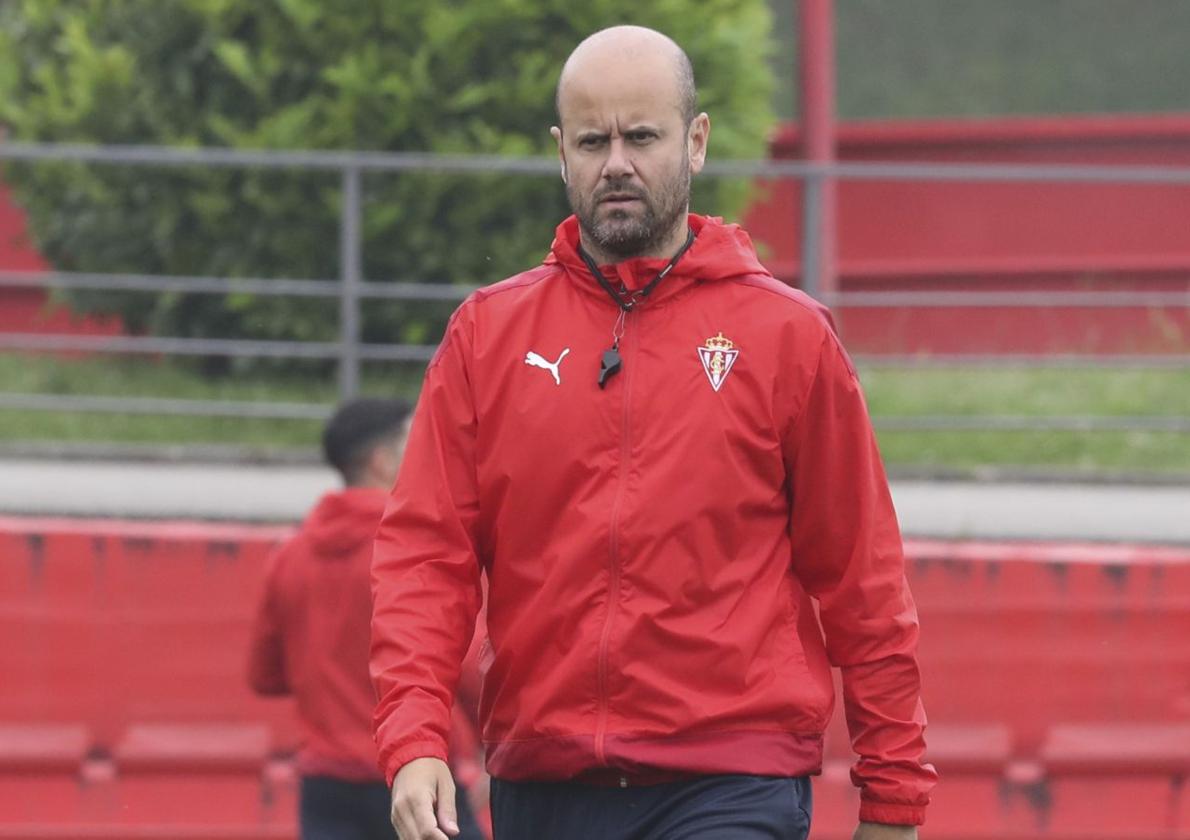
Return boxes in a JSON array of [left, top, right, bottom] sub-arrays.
[[743, 114, 1190, 356], [0, 517, 297, 751], [3, 517, 1190, 838]]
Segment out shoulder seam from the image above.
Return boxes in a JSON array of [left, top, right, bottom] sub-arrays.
[[471, 266, 557, 303], [728, 274, 830, 321]]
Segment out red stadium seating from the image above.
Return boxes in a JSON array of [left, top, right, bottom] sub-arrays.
[[0, 724, 94, 823], [0, 518, 298, 839], [2, 516, 1189, 839], [813, 540, 1190, 838], [111, 724, 272, 825], [0, 518, 298, 751], [1038, 724, 1190, 839]]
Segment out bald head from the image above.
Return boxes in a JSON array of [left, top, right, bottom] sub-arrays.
[[555, 26, 697, 128]]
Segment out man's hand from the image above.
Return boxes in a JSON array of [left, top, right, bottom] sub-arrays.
[[853, 823, 918, 840], [390, 757, 460, 840]]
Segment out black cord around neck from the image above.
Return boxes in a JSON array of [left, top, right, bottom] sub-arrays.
[[578, 228, 696, 312]]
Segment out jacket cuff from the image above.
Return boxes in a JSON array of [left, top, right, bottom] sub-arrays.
[[381, 740, 450, 788], [858, 799, 927, 826]]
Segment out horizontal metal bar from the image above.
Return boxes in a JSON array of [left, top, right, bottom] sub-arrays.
[[0, 270, 341, 297], [357, 344, 438, 362], [0, 392, 332, 420], [830, 160, 1190, 185], [0, 270, 475, 302], [0, 333, 343, 359], [828, 291, 1190, 308], [0, 333, 435, 361], [359, 282, 474, 302], [1, 334, 1184, 368], [853, 354, 1190, 369], [874, 415, 1190, 433], [7, 141, 1190, 184], [3, 390, 1182, 432], [5, 271, 1184, 308]]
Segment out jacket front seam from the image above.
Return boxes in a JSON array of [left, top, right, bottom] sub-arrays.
[[594, 311, 638, 765]]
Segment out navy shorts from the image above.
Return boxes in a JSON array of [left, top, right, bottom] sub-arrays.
[[299, 775, 484, 840], [491, 774, 812, 840]]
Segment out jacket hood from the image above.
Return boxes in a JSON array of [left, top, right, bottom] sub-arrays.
[[303, 487, 387, 555], [545, 213, 771, 302]]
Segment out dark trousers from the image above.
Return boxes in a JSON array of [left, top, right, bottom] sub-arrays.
[[490, 774, 812, 840], [300, 775, 485, 840]]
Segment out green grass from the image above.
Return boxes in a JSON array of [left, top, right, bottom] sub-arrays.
[[858, 367, 1188, 419], [860, 366, 1190, 475], [0, 353, 422, 450], [1, 353, 1187, 475]]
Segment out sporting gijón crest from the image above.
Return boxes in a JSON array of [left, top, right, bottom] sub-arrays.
[[697, 332, 739, 392]]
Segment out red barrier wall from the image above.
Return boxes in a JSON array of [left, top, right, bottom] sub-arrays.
[[0, 518, 297, 749], [2, 516, 1189, 839], [743, 114, 1190, 356]]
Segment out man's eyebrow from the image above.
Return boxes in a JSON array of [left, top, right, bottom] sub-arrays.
[[575, 130, 610, 141]]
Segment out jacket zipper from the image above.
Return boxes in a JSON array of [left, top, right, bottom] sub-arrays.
[[595, 311, 636, 766]]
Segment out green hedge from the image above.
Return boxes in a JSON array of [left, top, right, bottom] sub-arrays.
[[0, 0, 774, 369]]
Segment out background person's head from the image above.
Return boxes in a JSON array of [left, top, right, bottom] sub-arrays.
[[551, 26, 710, 264], [321, 398, 413, 489]]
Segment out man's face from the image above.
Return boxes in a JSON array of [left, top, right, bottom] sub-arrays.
[[552, 57, 708, 261]]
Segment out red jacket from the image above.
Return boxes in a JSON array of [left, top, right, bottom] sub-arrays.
[[249, 488, 485, 787], [372, 214, 937, 825]]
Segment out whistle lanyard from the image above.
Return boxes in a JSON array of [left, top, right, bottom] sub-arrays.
[[578, 229, 696, 389]]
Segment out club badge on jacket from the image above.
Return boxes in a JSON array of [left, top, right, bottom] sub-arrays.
[[697, 333, 739, 392]]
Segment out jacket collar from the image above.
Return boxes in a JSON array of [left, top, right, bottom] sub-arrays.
[[544, 213, 771, 307]]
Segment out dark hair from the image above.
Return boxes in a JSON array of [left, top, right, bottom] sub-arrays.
[[321, 398, 412, 484]]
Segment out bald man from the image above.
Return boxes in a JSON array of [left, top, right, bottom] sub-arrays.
[[371, 25, 937, 840]]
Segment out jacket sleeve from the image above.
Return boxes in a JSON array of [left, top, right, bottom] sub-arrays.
[[246, 551, 290, 696], [783, 327, 938, 826], [371, 303, 485, 787]]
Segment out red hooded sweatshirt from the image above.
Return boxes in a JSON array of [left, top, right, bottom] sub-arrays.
[[250, 488, 487, 784], [372, 214, 937, 825]]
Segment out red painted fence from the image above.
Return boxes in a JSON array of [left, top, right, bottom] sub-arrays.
[[743, 114, 1190, 356], [1, 516, 1189, 839]]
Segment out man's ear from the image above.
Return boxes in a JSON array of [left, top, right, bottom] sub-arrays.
[[687, 113, 710, 175], [550, 125, 567, 184]]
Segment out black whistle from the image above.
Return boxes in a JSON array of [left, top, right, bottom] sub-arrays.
[[598, 347, 622, 389]]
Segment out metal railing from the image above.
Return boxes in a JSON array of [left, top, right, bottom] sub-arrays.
[[1, 141, 1188, 433]]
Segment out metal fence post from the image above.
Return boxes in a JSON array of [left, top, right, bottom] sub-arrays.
[[801, 171, 823, 299], [339, 166, 362, 400]]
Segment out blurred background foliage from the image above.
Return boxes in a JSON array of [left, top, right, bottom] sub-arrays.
[[0, 0, 774, 372]]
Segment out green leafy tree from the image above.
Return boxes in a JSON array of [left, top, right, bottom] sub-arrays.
[[0, 0, 774, 368]]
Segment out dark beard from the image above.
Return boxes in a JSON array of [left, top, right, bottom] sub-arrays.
[[570, 164, 691, 261]]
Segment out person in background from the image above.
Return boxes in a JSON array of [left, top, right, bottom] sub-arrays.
[[249, 398, 486, 840]]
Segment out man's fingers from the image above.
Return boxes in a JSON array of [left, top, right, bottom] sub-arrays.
[[412, 789, 450, 839], [394, 790, 449, 840], [390, 758, 459, 840], [391, 794, 419, 840], [435, 777, 460, 837]]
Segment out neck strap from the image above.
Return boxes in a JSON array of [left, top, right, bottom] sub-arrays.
[[578, 228, 696, 312]]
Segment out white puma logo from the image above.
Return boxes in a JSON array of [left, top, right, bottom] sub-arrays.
[[524, 348, 570, 385]]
